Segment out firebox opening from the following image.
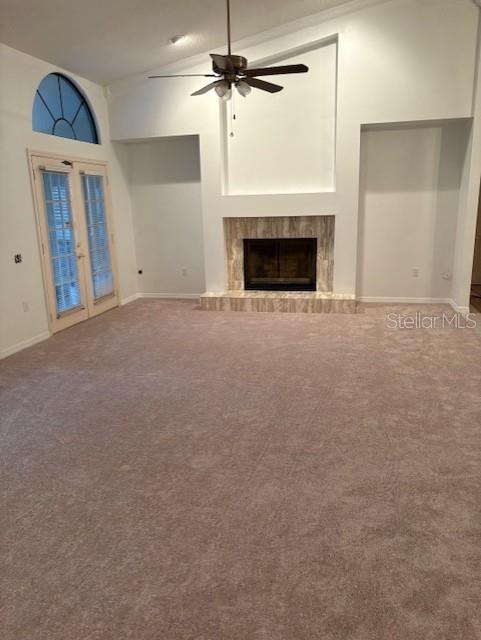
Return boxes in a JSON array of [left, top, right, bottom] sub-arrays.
[[243, 238, 317, 291]]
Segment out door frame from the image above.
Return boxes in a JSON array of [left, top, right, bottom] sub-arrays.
[[469, 177, 481, 312], [27, 149, 120, 333]]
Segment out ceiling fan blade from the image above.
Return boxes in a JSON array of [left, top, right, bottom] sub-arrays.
[[243, 77, 283, 93], [148, 73, 218, 79], [191, 81, 222, 96], [244, 64, 309, 77]]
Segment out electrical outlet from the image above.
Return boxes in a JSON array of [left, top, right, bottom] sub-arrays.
[[412, 268, 419, 278], [22, 302, 29, 312], [181, 268, 188, 277]]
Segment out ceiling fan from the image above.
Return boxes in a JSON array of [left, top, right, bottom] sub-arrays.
[[148, 0, 309, 99]]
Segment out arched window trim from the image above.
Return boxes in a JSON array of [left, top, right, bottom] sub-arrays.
[[33, 73, 100, 144]]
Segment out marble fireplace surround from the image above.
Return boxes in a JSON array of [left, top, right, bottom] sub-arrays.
[[200, 215, 356, 313], [224, 215, 335, 292]]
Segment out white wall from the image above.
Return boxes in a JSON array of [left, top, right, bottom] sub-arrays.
[[0, 43, 138, 357], [127, 136, 205, 295], [225, 41, 337, 195], [108, 0, 479, 302], [357, 121, 469, 301]]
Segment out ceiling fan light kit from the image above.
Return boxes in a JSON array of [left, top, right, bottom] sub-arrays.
[[149, 0, 309, 101], [215, 80, 232, 100], [236, 80, 251, 97]]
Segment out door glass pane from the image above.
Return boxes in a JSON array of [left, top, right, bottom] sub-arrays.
[[81, 174, 114, 299], [42, 171, 82, 314]]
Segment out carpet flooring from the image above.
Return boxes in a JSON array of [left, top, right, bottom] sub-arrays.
[[1, 300, 481, 640]]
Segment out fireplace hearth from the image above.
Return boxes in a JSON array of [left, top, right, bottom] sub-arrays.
[[243, 238, 317, 291]]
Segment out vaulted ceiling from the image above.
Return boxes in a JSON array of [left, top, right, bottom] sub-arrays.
[[0, 0, 354, 84]]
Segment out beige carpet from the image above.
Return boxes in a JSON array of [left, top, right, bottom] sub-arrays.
[[1, 300, 481, 640]]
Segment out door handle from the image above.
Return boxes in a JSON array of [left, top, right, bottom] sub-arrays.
[[76, 253, 85, 258]]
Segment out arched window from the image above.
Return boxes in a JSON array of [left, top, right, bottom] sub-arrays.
[[33, 73, 99, 144]]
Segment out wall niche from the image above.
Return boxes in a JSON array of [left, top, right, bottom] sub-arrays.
[[222, 38, 337, 196]]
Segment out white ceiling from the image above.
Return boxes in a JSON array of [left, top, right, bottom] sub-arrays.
[[0, 0, 354, 84]]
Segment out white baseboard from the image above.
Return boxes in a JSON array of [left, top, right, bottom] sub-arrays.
[[0, 330, 51, 360], [120, 292, 141, 305], [357, 296, 475, 314], [120, 292, 201, 304], [358, 296, 454, 306], [448, 300, 471, 315], [141, 293, 201, 300]]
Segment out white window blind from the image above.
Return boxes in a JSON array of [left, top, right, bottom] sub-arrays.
[[81, 174, 114, 299], [42, 170, 82, 314]]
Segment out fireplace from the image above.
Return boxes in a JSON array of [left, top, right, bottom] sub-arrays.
[[201, 216, 356, 312], [243, 238, 317, 291]]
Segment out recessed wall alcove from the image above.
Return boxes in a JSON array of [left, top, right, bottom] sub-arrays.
[[357, 119, 470, 302], [122, 135, 205, 296], [222, 37, 338, 197]]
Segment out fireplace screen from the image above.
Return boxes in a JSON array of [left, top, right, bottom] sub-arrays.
[[243, 238, 317, 291]]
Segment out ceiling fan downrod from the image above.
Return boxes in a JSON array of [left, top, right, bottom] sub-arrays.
[[226, 0, 232, 56]]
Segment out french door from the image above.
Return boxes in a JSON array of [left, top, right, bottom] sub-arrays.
[[30, 154, 119, 333]]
